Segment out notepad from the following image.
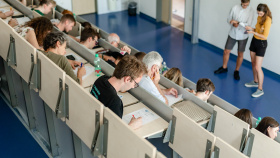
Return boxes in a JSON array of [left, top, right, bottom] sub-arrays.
[[122, 108, 159, 125], [16, 17, 30, 25], [166, 94, 183, 106], [73, 65, 95, 80]]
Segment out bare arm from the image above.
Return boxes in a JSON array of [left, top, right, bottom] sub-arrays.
[[25, 29, 41, 49]]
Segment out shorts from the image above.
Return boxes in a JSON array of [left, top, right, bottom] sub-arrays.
[[225, 36, 248, 52], [249, 36, 267, 57]]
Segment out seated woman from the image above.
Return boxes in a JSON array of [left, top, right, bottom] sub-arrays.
[[99, 51, 128, 67], [14, 17, 53, 50], [234, 109, 253, 128], [256, 117, 279, 139], [32, 0, 56, 16], [163, 68, 183, 87], [43, 32, 86, 85]]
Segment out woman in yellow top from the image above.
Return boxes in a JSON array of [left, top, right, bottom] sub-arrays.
[[244, 4, 272, 98]]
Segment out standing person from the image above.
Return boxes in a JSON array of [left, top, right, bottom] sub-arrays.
[[90, 56, 147, 130], [245, 4, 272, 97], [214, 0, 254, 80]]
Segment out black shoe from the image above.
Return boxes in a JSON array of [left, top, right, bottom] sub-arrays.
[[214, 66, 228, 74], [234, 70, 240, 80]]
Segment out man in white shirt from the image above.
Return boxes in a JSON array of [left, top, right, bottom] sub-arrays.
[[214, 0, 254, 80], [139, 51, 178, 105]]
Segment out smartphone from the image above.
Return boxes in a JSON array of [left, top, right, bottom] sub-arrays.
[[244, 30, 248, 34], [66, 55, 75, 60]]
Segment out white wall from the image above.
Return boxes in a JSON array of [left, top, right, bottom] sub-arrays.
[[55, 0, 72, 11], [139, 0, 156, 19], [185, 0, 280, 75], [97, 0, 130, 14]]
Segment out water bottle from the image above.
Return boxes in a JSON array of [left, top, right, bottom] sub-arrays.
[[94, 54, 101, 77], [161, 62, 168, 74], [256, 117, 261, 127]]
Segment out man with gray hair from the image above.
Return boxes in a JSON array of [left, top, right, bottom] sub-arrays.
[[107, 33, 131, 54], [139, 51, 178, 105]]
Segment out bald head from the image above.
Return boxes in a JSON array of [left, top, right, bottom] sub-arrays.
[[108, 33, 120, 47]]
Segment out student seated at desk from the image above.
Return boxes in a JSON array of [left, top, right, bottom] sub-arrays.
[[139, 51, 178, 105], [43, 32, 86, 85], [51, 9, 73, 25], [54, 14, 79, 42], [90, 56, 147, 129], [32, 0, 56, 16], [256, 117, 279, 140], [80, 27, 99, 51], [234, 109, 253, 128], [107, 33, 131, 54], [193, 78, 215, 102], [14, 17, 53, 50], [163, 68, 183, 87], [100, 50, 127, 67], [134, 52, 146, 61]]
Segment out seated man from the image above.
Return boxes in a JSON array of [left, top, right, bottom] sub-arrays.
[[54, 14, 79, 42], [139, 51, 178, 105], [91, 56, 147, 129], [195, 78, 215, 102], [43, 32, 86, 85], [107, 33, 131, 54], [80, 27, 99, 50]]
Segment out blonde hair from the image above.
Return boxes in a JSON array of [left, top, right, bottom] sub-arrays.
[[164, 68, 183, 87]]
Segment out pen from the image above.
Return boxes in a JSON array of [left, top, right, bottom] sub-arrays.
[[132, 115, 135, 118], [81, 63, 83, 67]]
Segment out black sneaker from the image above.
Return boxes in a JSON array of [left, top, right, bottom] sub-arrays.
[[234, 70, 240, 80], [214, 66, 228, 74]]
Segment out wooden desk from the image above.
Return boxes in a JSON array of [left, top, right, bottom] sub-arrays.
[[123, 102, 168, 138]]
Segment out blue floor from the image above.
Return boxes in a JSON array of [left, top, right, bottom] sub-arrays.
[[0, 96, 48, 158], [81, 11, 280, 123]]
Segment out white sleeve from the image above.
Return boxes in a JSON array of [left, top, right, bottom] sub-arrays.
[[139, 77, 166, 103], [227, 6, 235, 25]]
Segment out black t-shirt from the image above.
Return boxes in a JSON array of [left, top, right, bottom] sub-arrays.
[[90, 75, 123, 118]]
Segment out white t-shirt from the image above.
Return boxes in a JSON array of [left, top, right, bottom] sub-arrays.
[[139, 75, 165, 103]]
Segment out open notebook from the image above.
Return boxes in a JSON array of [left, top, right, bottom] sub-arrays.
[[165, 94, 183, 106]]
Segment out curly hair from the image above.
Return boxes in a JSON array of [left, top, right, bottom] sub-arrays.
[[26, 17, 53, 46]]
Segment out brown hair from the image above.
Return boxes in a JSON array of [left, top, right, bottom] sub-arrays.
[[134, 52, 146, 61], [60, 14, 76, 25], [257, 4, 272, 25], [80, 27, 99, 42], [62, 9, 73, 16], [241, 0, 250, 3], [164, 68, 183, 87], [234, 109, 253, 128], [26, 17, 53, 46], [113, 56, 147, 80], [256, 117, 279, 138], [81, 22, 92, 29], [196, 78, 215, 93], [39, 0, 56, 6]]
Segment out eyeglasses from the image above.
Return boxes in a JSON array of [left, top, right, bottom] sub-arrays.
[[94, 39, 99, 45], [131, 77, 139, 88]]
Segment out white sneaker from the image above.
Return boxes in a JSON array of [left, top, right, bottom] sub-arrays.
[[252, 89, 264, 98], [245, 80, 259, 87]]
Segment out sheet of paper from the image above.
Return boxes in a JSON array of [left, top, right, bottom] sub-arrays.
[[73, 65, 95, 80], [122, 108, 159, 125], [65, 52, 83, 61], [16, 17, 30, 25], [0, 1, 9, 8], [165, 94, 183, 106]]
